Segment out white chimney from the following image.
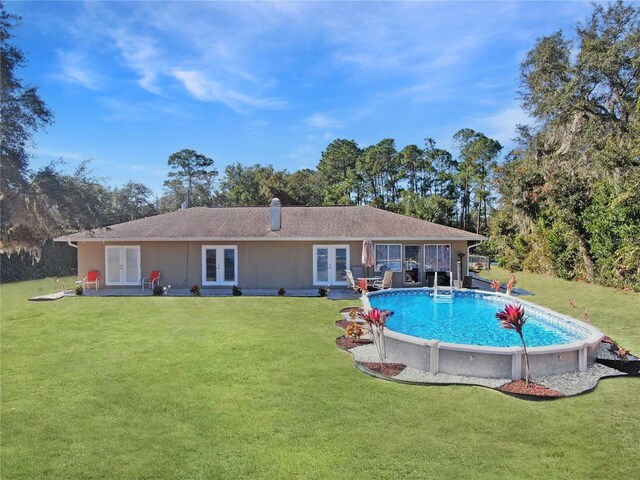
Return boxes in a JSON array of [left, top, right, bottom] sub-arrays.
[[270, 198, 281, 231]]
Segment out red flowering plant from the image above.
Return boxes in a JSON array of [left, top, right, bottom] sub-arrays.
[[358, 307, 391, 362], [357, 278, 369, 294], [491, 279, 501, 292], [496, 303, 530, 385]]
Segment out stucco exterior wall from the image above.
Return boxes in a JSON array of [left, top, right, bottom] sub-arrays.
[[75, 239, 473, 290]]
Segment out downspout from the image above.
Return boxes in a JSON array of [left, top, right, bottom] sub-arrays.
[[67, 241, 78, 249], [466, 240, 486, 276]]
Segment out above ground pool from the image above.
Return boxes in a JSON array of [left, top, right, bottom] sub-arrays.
[[364, 289, 604, 380]]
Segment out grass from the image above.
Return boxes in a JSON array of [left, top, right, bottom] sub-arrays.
[[1, 276, 639, 479]]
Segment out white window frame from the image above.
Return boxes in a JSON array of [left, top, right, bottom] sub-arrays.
[[105, 245, 141, 286], [374, 243, 403, 272], [423, 244, 452, 272], [312, 244, 350, 286], [201, 245, 238, 286]]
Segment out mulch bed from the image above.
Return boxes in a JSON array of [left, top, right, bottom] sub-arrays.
[[497, 380, 565, 398], [597, 358, 640, 375], [335, 336, 372, 350], [358, 361, 406, 377], [335, 319, 350, 329]]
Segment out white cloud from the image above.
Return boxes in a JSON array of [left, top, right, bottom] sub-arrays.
[[109, 28, 162, 94], [305, 113, 342, 129], [171, 69, 284, 112], [55, 50, 100, 89]]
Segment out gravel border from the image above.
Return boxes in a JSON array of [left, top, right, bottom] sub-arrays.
[[342, 337, 633, 398]]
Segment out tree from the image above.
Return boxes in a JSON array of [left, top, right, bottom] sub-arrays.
[[286, 169, 325, 205], [0, 2, 54, 251], [492, 1, 639, 289], [358, 138, 397, 208], [453, 129, 501, 233], [111, 181, 156, 223], [164, 149, 217, 208], [317, 139, 361, 204]]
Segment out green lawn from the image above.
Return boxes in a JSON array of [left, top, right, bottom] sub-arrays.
[[1, 277, 638, 479]]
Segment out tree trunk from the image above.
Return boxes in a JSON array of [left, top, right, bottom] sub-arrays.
[[576, 233, 595, 283]]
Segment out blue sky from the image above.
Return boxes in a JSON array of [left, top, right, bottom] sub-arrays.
[[11, 0, 598, 196]]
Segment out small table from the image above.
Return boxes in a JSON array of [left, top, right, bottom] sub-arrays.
[[358, 277, 382, 287]]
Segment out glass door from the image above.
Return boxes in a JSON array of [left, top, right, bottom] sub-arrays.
[[403, 245, 421, 285], [105, 246, 140, 286], [313, 245, 350, 286], [333, 247, 348, 284], [202, 246, 237, 286]]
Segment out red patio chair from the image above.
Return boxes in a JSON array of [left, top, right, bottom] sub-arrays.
[[82, 271, 100, 291], [142, 271, 160, 291]]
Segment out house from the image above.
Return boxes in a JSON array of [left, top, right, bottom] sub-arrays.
[[54, 199, 485, 290]]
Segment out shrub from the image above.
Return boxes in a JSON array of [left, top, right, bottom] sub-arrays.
[[189, 284, 201, 296], [74, 284, 83, 296], [345, 322, 364, 339], [152, 284, 164, 296], [278, 287, 286, 296], [232, 285, 242, 296], [318, 286, 328, 297]]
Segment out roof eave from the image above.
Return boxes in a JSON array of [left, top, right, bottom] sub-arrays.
[[56, 235, 487, 243]]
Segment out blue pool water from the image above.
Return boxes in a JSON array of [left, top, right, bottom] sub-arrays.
[[368, 291, 586, 347]]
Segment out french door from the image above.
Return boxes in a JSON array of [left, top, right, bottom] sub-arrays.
[[313, 245, 350, 286], [105, 246, 141, 286], [404, 245, 421, 285], [202, 245, 238, 286]]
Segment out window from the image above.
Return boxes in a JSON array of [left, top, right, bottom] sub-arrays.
[[423, 244, 451, 272], [375, 244, 402, 272]]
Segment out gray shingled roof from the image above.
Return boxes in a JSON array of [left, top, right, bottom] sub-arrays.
[[54, 205, 485, 241]]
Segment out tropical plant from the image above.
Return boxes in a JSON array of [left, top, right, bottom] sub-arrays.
[[505, 274, 517, 295], [318, 286, 328, 297], [496, 303, 530, 385], [278, 287, 286, 296], [74, 284, 83, 296], [232, 285, 242, 296], [357, 308, 391, 363], [491, 279, 501, 292], [345, 322, 364, 339], [189, 284, 201, 296], [357, 278, 368, 293]]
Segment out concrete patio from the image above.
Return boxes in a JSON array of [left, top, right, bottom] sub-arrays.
[[47, 273, 530, 301]]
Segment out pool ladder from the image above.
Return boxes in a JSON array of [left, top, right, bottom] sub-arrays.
[[433, 272, 454, 302]]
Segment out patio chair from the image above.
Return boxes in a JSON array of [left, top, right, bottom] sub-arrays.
[[141, 271, 161, 291], [372, 270, 393, 290], [345, 270, 360, 294], [82, 270, 100, 291]]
